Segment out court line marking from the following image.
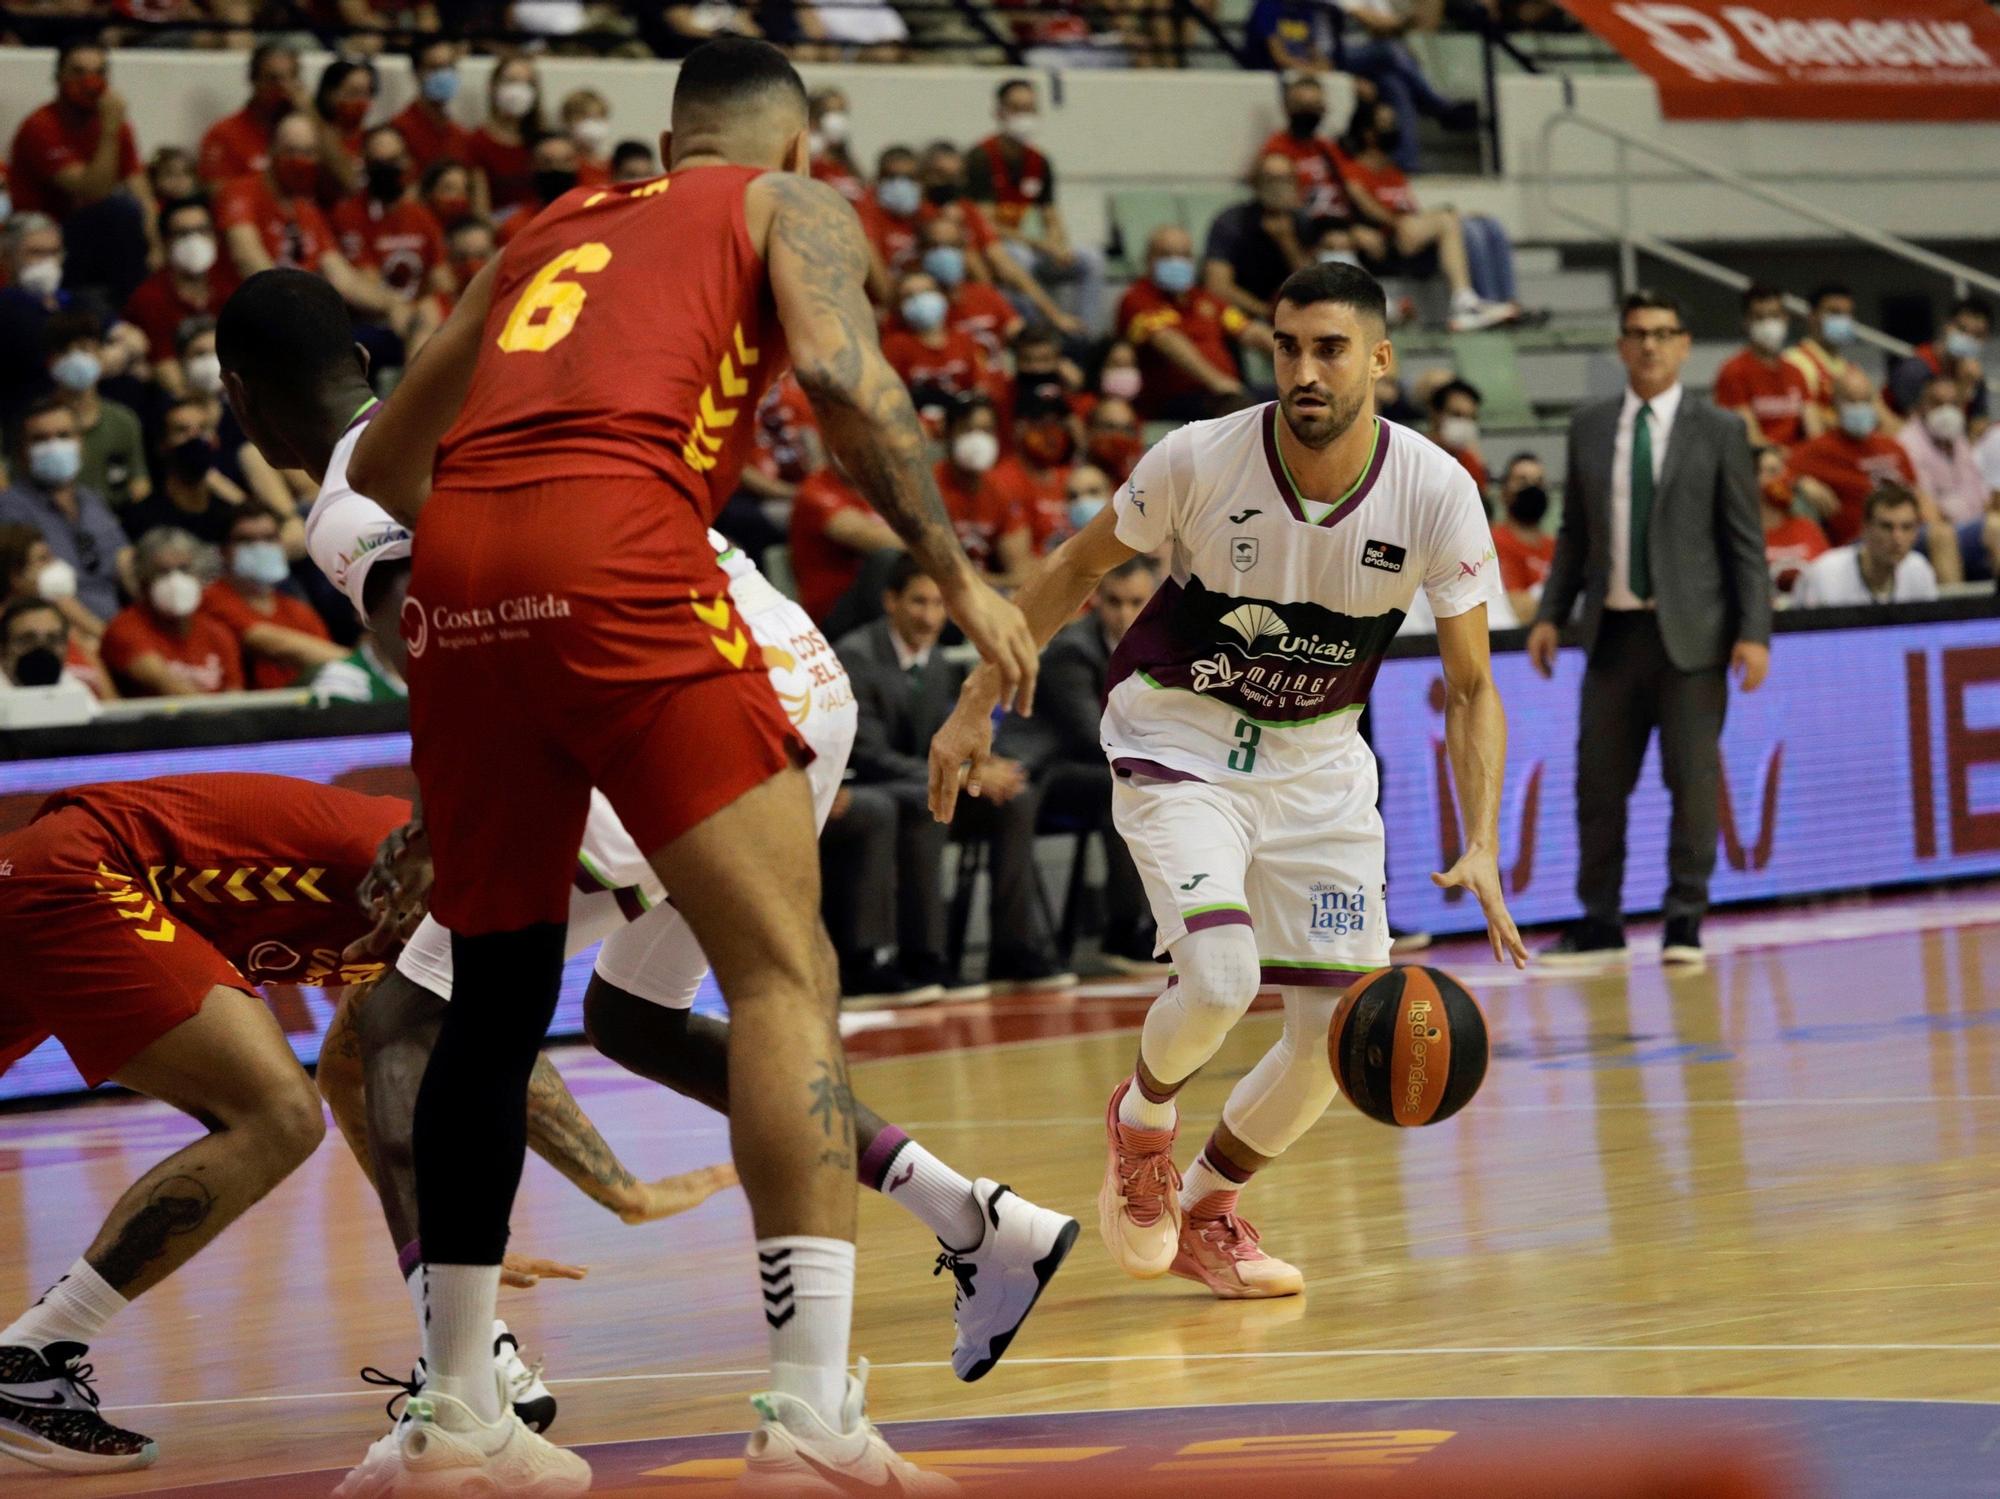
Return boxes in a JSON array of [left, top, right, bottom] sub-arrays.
[[110, 1345, 2000, 1414]]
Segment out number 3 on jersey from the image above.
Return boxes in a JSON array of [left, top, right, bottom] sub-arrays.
[[1228, 717, 1260, 773], [497, 243, 613, 354]]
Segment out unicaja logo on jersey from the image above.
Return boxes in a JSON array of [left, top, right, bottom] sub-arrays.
[[1219, 603, 1359, 668]]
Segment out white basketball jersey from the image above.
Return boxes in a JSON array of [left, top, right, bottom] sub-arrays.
[[1105, 403, 1498, 783], [305, 414, 413, 622]]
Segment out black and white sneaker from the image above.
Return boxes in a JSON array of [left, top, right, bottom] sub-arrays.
[[937, 1180, 1079, 1382], [1660, 917, 1705, 968], [0, 1341, 157, 1474], [1537, 921, 1629, 969]]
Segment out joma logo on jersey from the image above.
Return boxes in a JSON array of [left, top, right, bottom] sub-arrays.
[[1307, 881, 1368, 939], [1219, 604, 1358, 667]]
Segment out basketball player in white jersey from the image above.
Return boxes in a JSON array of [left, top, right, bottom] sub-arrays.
[[931, 262, 1528, 1298]]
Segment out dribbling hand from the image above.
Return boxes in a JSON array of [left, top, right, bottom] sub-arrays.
[[942, 574, 1038, 717], [1432, 846, 1529, 968]]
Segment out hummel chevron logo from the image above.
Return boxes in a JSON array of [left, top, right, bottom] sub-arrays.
[[1178, 873, 1209, 891], [760, 1248, 796, 1329], [1229, 509, 1261, 524]]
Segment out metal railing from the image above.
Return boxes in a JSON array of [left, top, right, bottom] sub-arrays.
[[1534, 103, 2000, 358]]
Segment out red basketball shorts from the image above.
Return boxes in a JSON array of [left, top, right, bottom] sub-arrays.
[[0, 808, 253, 1087], [404, 479, 809, 935]]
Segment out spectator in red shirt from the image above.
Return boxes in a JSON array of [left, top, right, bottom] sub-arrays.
[[1257, 76, 1367, 233], [497, 136, 582, 247], [124, 198, 237, 372], [8, 39, 154, 305], [789, 461, 902, 623], [311, 58, 376, 204], [924, 137, 1075, 336], [198, 42, 306, 187], [1117, 226, 1270, 421], [1783, 282, 1865, 431], [1007, 385, 1080, 554], [934, 396, 1033, 585], [1490, 452, 1553, 620], [560, 89, 614, 186], [334, 127, 449, 304], [744, 372, 822, 506], [808, 88, 865, 203], [419, 159, 475, 233], [473, 57, 545, 219], [882, 268, 993, 426], [1756, 445, 1827, 595], [146, 144, 199, 208], [1083, 396, 1144, 485], [101, 526, 243, 698], [1428, 377, 1489, 497], [1712, 284, 1814, 447], [201, 504, 342, 691], [964, 79, 1103, 335], [392, 40, 481, 197], [1786, 366, 1944, 560], [442, 216, 495, 302], [858, 145, 923, 298], [917, 216, 1021, 361], [216, 113, 408, 337]]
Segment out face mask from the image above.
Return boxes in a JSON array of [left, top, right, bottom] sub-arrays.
[[1439, 415, 1480, 450], [430, 192, 470, 225], [1507, 484, 1549, 527], [149, 569, 203, 619], [921, 246, 965, 288], [170, 232, 217, 276], [230, 539, 290, 586], [185, 352, 223, 396], [534, 169, 579, 204], [365, 162, 405, 202], [169, 435, 216, 481], [333, 96, 370, 130], [901, 289, 948, 333], [421, 68, 459, 106], [1002, 113, 1038, 143], [1945, 327, 1984, 360], [1287, 108, 1322, 139], [1749, 316, 1787, 354], [1088, 432, 1142, 481], [1820, 313, 1856, 347], [494, 80, 537, 121], [1838, 400, 1877, 438], [571, 117, 610, 155], [1068, 493, 1107, 530], [1761, 475, 1793, 508], [925, 182, 960, 208], [1021, 419, 1073, 467], [50, 350, 100, 392], [274, 156, 320, 198], [1151, 255, 1196, 296], [17, 258, 61, 298], [817, 110, 849, 146], [1925, 403, 1967, 442], [36, 559, 77, 602], [1101, 366, 1142, 401], [876, 177, 921, 217], [28, 437, 81, 487], [951, 429, 999, 474], [62, 74, 107, 110], [10, 645, 63, 688], [1317, 248, 1361, 268]]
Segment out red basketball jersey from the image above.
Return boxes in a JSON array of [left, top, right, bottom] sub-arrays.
[[436, 165, 790, 521]]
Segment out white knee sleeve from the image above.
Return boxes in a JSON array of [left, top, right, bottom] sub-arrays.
[[1221, 988, 1340, 1158], [1138, 925, 1262, 1088]]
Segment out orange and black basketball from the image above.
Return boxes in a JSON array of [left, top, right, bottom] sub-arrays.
[[1329, 965, 1487, 1127]]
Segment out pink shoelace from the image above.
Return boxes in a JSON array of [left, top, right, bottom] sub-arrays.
[[1115, 1135, 1181, 1227], [1191, 1210, 1264, 1262]]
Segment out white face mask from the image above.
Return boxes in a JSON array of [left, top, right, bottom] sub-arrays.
[[149, 569, 203, 619], [17, 258, 61, 297], [494, 80, 537, 121], [1002, 112, 1038, 143], [170, 233, 218, 277], [1748, 316, 1787, 354], [36, 559, 77, 603], [571, 116, 610, 154], [817, 110, 849, 146], [1925, 403, 1967, 443], [1439, 415, 1480, 451], [952, 430, 1000, 474], [185, 352, 224, 396]]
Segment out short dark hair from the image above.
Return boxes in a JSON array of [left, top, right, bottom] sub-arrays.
[[315, 58, 376, 122], [671, 38, 807, 127], [1865, 482, 1920, 522], [447, 216, 495, 246], [1430, 377, 1483, 413], [1620, 289, 1686, 329], [409, 37, 455, 70], [1105, 555, 1160, 585], [217, 269, 363, 405], [1013, 325, 1061, 358], [164, 394, 212, 425], [1950, 295, 1993, 326], [1502, 450, 1540, 479], [611, 139, 653, 171], [1808, 282, 1853, 310], [55, 38, 105, 73], [884, 552, 928, 596], [224, 500, 285, 539], [997, 79, 1034, 106], [158, 195, 211, 239], [174, 313, 217, 356], [876, 144, 916, 174], [42, 310, 100, 358], [1, 595, 65, 643], [944, 393, 995, 433], [1272, 261, 1389, 330], [364, 124, 408, 155], [249, 40, 296, 79], [1741, 283, 1784, 312]]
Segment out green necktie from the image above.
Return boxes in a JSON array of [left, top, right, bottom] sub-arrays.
[[1629, 401, 1654, 600]]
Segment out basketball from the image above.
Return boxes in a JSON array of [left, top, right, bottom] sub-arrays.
[[1329, 966, 1488, 1127]]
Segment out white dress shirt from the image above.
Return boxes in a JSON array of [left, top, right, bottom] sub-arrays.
[[889, 628, 934, 673], [1790, 545, 1937, 608], [1606, 381, 1683, 612]]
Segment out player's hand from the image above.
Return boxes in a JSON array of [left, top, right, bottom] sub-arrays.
[[346, 818, 433, 961], [1731, 640, 1769, 692], [500, 1252, 588, 1289], [976, 756, 1028, 805], [1526, 620, 1559, 679], [1432, 845, 1528, 968], [941, 571, 1037, 717], [612, 1162, 740, 1225], [928, 694, 996, 824]]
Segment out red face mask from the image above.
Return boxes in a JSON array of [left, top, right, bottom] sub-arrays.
[[1087, 432, 1142, 482], [1022, 421, 1074, 468], [274, 156, 320, 198], [61, 73, 107, 110], [431, 193, 471, 226], [254, 80, 292, 114], [332, 96, 371, 130]]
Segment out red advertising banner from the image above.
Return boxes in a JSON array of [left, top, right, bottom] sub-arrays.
[[1557, 0, 2000, 119]]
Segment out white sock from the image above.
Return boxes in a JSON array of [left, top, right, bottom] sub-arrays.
[[420, 1264, 503, 1422], [758, 1236, 854, 1430], [1, 1259, 127, 1351], [405, 1265, 427, 1359], [1118, 1077, 1177, 1132], [1179, 1152, 1246, 1215], [873, 1139, 985, 1252]]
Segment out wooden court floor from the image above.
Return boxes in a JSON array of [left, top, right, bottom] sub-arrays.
[[3, 888, 2000, 1495]]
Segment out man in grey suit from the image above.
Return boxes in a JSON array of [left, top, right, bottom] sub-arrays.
[[1528, 290, 1772, 967]]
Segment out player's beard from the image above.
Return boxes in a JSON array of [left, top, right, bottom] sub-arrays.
[[1279, 375, 1368, 451]]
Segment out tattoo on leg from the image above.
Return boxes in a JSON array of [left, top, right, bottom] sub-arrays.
[[93, 1175, 215, 1290], [807, 1059, 856, 1144]]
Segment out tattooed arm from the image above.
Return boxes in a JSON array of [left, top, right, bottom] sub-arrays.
[[526, 1053, 739, 1225], [758, 172, 1039, 715]]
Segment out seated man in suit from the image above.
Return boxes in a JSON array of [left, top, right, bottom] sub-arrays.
[[1002, 554, 1162, 970], [837, 553, 1076, 997]]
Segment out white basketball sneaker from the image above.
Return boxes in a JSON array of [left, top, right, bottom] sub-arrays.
[[334, 1346, 572, 1499], [742, 1360, 955, 1496], [492, 1320, 557, 1432], [384, 1372, 590, 1497], [935, 1180, 1078, 1382]]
